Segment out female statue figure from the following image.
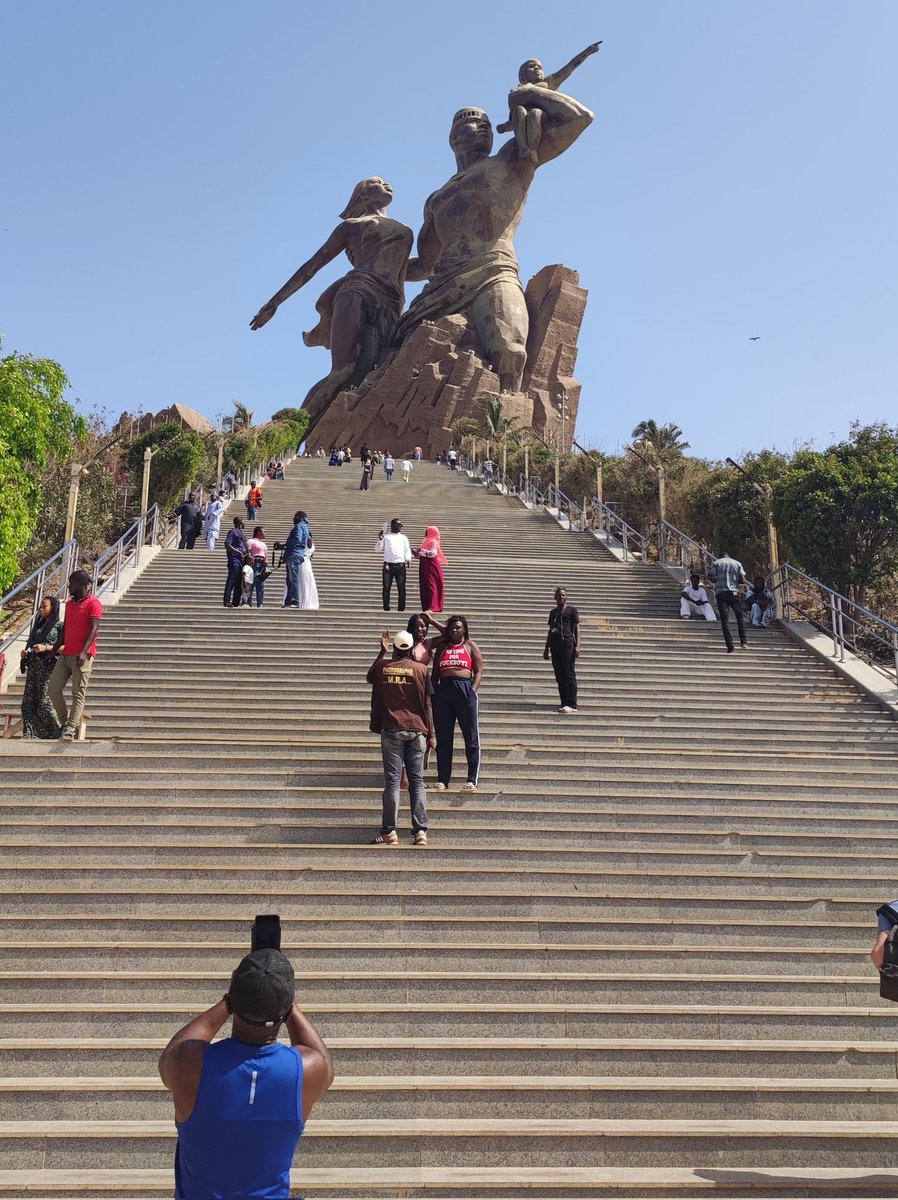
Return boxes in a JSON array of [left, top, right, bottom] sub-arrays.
[[250, 178, 413, 433]]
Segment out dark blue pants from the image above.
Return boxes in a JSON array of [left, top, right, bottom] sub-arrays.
[[433, 677, 480, 786], [716, 589, 747, 650], [224, 558, 243, 606]]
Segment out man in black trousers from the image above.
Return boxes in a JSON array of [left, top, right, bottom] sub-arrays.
[[544, 587, 580, 714]]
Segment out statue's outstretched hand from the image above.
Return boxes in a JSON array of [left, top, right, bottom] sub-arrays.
[[250, 302, 278, 330]]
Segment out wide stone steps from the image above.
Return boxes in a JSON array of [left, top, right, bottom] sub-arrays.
[[3, 1036, 896, 1079], [4, 1164, 898, 1199], [0, 942, 872, 973], [1, 1003, 895, 1041], [2, 461, 897, 1194], [6, 1074, 898, 1121], [0, 804, 893, 838], [4, 1116, 898, 1170]]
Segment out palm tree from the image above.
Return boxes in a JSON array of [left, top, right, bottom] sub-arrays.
[[630, 419, 689, 459], [231, 401, 254, 432], [450, 416, 482, 461], [478, 395, 521, 477]]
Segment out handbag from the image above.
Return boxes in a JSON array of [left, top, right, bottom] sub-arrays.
[[876, 904, 898, 1001]]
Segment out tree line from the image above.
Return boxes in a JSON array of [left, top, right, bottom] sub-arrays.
[[0, 349, 308, 596], [455, 402, 898, 614]]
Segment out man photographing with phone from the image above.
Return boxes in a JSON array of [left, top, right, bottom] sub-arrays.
[[159, 941, 334, 1200]]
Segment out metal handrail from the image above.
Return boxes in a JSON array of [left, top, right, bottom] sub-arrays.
[[589, 498, 648, 563], [0, 540, 80, 659], [773, 563, 898, 690], [545, 483, 587, 532], [658, 519, 716, 580], [91, 504, 180, 600]]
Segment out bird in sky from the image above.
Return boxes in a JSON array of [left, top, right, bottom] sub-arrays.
[[749, 336, 761, 341]]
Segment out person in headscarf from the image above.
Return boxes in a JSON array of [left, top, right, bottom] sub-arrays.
[[19, 596, 63, 739], [414, 526, 447, 613]]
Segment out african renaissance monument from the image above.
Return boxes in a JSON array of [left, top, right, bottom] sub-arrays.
[[250, 43, 601, 456]]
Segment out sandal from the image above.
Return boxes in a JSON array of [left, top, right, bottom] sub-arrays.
[[462, 781, 477, 792]]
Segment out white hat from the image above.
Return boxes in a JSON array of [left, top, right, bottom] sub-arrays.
[[393, 631, 414, 651]]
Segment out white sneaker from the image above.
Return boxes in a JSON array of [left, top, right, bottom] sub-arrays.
[[558, 706, 575, 714]]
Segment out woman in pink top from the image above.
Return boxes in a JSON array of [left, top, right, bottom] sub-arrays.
[[247, 526, 269, 608], [413, 526, 446, 612], [405, 613, 446, 665]]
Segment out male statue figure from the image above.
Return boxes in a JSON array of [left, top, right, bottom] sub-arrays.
[[395, 87, 594, 393]]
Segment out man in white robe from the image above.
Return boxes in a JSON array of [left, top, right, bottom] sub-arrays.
[[680, 573, 716, 621], [204, 494, 225, 551]]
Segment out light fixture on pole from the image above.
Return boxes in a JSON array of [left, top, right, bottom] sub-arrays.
[[626, 442, 666, 523], [725, 457, 780, 576]]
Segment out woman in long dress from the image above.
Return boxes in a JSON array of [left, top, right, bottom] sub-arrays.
[[298, 538, 320, 610], [19, 596, 63, 739], [414, 526, 446, 612], [359, 457, 373, 491]]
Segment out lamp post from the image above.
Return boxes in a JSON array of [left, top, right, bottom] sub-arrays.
[[63, 463, 84, 544], [140, 447, 156, 515], [216, 416, 224, 485], [725, 457, 780, 575], [626, 443, 666, 523]]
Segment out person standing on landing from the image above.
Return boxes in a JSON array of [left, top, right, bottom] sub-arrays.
[[544, 587, 580, 714], [47, 571, 102, 741], [376, 518, 412, 611], [367, 630, 436, 846], [159, 948, 334, 1200], [709, 552, 749, 653], [431, 614, 484, 792]]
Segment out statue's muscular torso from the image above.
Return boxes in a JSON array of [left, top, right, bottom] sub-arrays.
[[425, 148, 536, 270]]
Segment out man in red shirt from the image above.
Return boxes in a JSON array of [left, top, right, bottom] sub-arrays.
[[48, 570, 102, 741]]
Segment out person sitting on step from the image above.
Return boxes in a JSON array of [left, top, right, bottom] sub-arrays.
[[747, 575, 776, 628], [679, 573, 716, 621]]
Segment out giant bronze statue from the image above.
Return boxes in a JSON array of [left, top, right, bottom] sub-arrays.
[[251, 45, 599, 451], [250, 178, 412, 430]]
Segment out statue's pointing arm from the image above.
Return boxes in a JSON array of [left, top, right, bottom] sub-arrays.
[[545, 41, 601, 90], [405, 203, 440, 284], [250, 224, 350, 331]]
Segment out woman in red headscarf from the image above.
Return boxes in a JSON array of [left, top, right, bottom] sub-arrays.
[[414, 526, 447, 613]]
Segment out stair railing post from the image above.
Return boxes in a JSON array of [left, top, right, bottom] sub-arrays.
[[836, 596, 846, 662], [828, 592, 839, 658], [893, 630, 898, 693]]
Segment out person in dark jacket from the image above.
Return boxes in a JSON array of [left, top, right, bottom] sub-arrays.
[[224, 518, 248, 607], [171, 493, 203, 550]]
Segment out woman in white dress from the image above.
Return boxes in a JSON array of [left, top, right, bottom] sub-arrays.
[[298, 538, 320, 610]]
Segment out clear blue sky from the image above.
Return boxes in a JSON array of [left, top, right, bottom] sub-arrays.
[[3, 1, 896, 459]]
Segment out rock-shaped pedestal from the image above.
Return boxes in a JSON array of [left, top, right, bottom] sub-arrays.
[[308, 264, 587, 457]]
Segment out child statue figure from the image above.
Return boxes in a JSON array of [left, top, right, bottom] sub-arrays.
[[497, 42, 601, 162]]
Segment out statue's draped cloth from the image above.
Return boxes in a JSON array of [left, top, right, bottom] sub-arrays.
[[304, 269, 404, 349], [395, 247, 524, 344]]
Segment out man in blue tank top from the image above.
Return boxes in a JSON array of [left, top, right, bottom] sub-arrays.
[[159, 948, 334, 1199]]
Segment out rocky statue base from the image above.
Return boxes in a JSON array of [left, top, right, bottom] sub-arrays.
[[308, 264, 587, 458]]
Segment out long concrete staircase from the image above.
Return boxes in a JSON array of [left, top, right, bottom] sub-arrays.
[[2, 460, 898, 1198]]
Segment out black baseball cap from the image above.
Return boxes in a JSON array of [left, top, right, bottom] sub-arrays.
[[229, 949, 294, 1026]]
